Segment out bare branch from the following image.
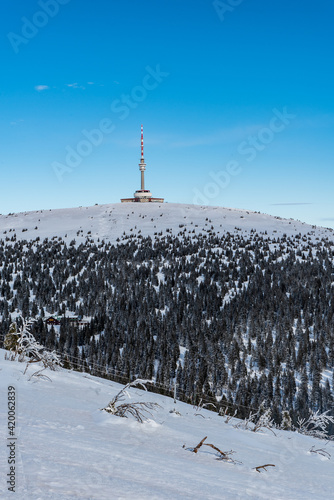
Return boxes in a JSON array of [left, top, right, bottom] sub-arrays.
[[189, 438, 241, 464], [193, 436, 207, 453], [309, 446, 331, 459], [222, 407, 237, 424], [203, 443, 229, 458], [253, 464, 275, 473], [109, 378, 153, 407], [101, 379, 160, 423]]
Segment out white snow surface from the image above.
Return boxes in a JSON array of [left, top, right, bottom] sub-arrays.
[[1, 202, 333, 244], [1, 350, 333, 500]]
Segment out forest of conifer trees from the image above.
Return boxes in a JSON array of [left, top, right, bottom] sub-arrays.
[[1, 228, 334, 429]]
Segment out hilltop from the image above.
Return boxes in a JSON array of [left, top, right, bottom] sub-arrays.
[[1, 202, 333, 244]]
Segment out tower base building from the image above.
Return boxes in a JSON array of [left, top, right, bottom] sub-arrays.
[[121, 125, 164, 203]]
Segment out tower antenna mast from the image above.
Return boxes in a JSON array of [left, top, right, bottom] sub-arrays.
[[141, 124, 144, 159], [139, 124, 146, 190], [120, 124, 164, 203]]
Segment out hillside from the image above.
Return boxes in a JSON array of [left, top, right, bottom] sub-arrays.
[[1, 350, 333, 500], [1, 203, 334, 435]]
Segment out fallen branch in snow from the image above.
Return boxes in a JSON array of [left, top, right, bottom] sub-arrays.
[[203, 443, 238, 462], [204, 442, 224, 455], [189, 437, 241, 464], [101, 379, 160, 423], [253, 464, 275, 473], [309, 446, 331, 459], [193, 436, 207, 453]]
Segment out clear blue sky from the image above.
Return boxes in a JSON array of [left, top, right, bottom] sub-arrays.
[[1, 0, 333, 228]]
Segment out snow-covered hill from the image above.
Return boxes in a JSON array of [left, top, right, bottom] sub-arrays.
[[1, 202, 333, 244], [1, 204, 334, 499], [0, 350, 333, 500]]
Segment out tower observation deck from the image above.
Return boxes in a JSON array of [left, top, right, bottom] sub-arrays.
[[121, 125, 164, 203]]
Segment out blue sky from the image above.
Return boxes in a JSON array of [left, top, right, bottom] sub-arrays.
[[1, 0, 333, 228]]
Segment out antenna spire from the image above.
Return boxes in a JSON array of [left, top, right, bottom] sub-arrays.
[[139, 124, 146, 190], [141, 124, 144, 159]]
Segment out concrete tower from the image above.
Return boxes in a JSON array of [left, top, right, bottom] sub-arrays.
[[121, 125, 164, 203], [139, 125, 146, 189]]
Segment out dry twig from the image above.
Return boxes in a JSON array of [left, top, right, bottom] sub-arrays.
[[204, 443, 226, 456], [253, 464, 275, 473], [203, 443, 238, 462], [189, 437, 241, 464], [221, 407, 237, 423], [193, 436, 207, 453], [309, 446, 331, 459]]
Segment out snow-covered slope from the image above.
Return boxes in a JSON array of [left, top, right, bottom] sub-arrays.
[[1, 203, 333, 244], [1, 350, 333, 500]]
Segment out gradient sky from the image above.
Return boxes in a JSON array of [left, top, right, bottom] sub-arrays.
[[1, 0, 333, 228]]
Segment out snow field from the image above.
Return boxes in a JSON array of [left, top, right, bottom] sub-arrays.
[[1, 202, 333, 246], [1, 350, 333, 500]]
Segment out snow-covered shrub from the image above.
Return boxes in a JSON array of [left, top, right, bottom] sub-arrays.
[[281, 410, 292, 431], [297, 411, 334, 440], [234, 406, 276, 435], [5, 320, 62, 380], [101, 379, 160, 423], [219, 406, 237, 423], [193, 398, 217, 418], [252, 408, 276, 434], [4, 323, 20, 359]]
